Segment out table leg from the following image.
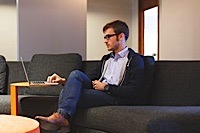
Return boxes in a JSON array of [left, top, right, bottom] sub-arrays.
[[10, 85, 18, 115]]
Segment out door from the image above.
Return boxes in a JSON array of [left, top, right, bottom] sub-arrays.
[[139, 0, 159, 60]]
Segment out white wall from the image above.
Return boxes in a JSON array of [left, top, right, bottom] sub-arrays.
[[87, 0, 138, 60], [18, 0, 87, 61], [0, 0, 17, 61], [1, 0, 200, 61], [160, 0, 200, 60], [1, 0, 138, 61]]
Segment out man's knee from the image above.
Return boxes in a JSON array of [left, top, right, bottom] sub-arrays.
[[69, 70, 83, 79], [69, 70, 90, 84]]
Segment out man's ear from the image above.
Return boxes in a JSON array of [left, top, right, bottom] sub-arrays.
[[118, 33, 125, 41]]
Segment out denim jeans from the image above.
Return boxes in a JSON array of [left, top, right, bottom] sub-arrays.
[[57, 70, 117, 119]]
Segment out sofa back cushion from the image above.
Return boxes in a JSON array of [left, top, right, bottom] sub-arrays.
[[150, 61, 200, 106], [23, 53, 82, 95], [134, 56, 155, 105], [7, 62, 29, 95], [0, 55, 7, 94]]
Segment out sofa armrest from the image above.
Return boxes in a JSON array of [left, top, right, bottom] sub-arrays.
[[0, 55, 7, 94]]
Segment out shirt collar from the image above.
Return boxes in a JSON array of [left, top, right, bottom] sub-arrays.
[[111, 46, 129, 59]]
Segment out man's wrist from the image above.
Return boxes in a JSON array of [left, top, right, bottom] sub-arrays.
[[104, 84, 110, 91]]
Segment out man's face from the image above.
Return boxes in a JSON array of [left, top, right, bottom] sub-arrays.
[[103, 28, 119, 52]]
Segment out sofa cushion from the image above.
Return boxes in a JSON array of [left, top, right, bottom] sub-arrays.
[[7, 62, 29, 95], [24, 53, 82, 95], [0, 95, 27, 115], [0, 55, 7, 94], [150, 61, 200, 106], [135, 56, 155, 104], [72, 106, 200, 133], [20, 96, 59, 118]]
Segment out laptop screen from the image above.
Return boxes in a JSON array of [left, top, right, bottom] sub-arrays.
[[20, 57, 30, 83]]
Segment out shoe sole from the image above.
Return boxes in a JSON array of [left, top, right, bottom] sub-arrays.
[[37, 119, 64, 131], [57, 126, 70, 133]]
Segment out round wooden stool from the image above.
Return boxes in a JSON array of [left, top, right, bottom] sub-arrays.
[[0, 115, 40, 133]]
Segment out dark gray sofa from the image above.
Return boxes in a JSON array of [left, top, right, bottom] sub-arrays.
[[0, 54, 200, 133]]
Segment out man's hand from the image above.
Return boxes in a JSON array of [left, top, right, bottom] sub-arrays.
[[92, 80, 107, 91], [47, 73, 66, 84]]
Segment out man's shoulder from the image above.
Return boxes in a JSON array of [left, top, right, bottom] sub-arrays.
[[128, 48, 143, 58], [101, 53, 111, 60]]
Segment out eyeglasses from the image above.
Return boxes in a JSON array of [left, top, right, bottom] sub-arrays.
[[104, 34, 117, 40]]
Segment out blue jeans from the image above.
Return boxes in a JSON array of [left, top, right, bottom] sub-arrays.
[[57, 70, 117, 119]]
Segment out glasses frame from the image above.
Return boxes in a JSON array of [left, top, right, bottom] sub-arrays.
[[104, 34, 117, 40]]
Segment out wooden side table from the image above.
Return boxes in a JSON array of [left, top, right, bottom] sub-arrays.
[[0, 114, 40, 133], [10, 82, 56, 115]]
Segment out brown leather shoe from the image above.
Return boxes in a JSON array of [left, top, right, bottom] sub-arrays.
[[35, 113, 70, 132]]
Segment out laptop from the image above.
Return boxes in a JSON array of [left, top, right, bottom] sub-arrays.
[[20, 57, 59, 86]]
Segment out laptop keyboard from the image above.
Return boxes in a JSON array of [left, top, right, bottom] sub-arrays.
[[30, 81, 46, 85]]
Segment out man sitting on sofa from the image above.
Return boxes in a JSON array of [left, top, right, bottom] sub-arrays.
[[36, 20, 145, 131]]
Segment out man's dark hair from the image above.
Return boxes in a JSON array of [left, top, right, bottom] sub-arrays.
[[103, 20, 129, 41]]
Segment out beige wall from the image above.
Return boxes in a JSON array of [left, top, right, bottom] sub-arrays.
[[87, 0, 138, 60], [160, 0, 200, 60], [0, 0, 17, 61], [18, 0, 87, 61], [1, 0, 200, 61]]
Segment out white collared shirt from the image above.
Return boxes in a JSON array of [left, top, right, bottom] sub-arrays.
[[102, 47, 129, 85]]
